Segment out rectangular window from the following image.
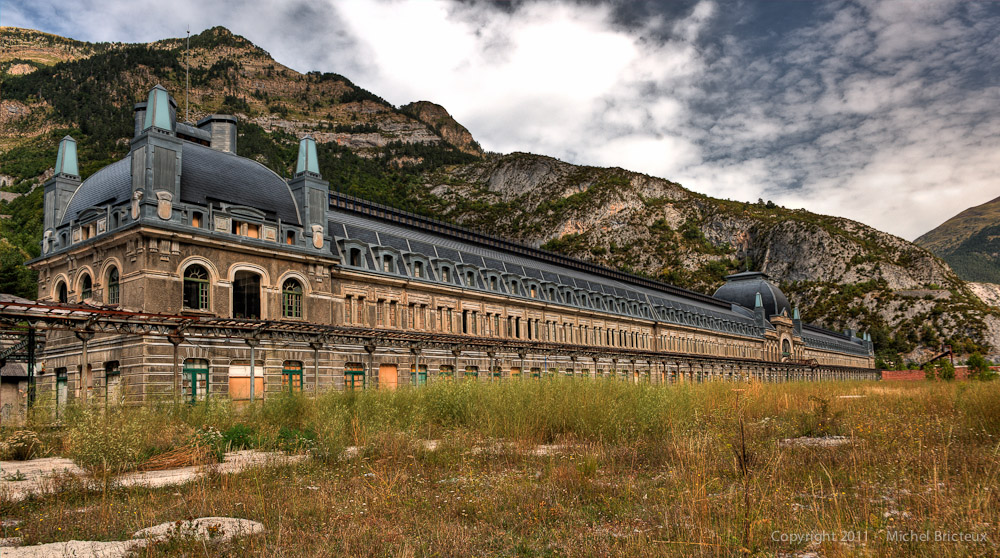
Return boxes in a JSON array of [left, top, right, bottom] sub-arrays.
[[464, 366, 479, 380], [286, 231, 295, 245], [184, 359, 209, 403], [438, 365, 454, 381], [191, 212, 203, 228], [410, 364, 428, 386], [55, 367, 68, 416], [345, 363, 365, 390]]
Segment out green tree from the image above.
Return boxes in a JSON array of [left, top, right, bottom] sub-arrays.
[[967, 352, 995, 381]]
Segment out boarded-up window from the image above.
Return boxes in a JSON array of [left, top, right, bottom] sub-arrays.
[[379, 364, 398, 390], [228, 362, 264, 400]]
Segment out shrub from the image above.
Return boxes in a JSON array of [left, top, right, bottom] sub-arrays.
[[276, 426, 317, 453], [796, 396, 844, 437], [66, 407, 146, 474], [193, 426, 226, 462], [938, 360, 956, 381], [924, 362, 937, 380], [967, 353, 996, 381], [222, 424, 258, 451], [0, 430, 42, 460]]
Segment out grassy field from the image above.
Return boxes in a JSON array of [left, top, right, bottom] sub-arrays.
[[2, 378, 999, 557]]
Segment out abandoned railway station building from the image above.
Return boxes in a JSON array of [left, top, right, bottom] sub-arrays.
[[25, 85, 876, 405]]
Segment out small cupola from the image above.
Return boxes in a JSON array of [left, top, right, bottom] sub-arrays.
[[142, 84, 177, 133], [54, 136, 79, 178], [295, 135, 320, 177]]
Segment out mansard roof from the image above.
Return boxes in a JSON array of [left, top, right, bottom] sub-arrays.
[[326, 193, 763, 335], [60, 140, 300, 226]]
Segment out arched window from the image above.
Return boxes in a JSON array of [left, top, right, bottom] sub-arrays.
[[183, 265, 210, 310], [107, 267, 120, 305], [80, 274, 93, 301], [282, 278, 303, 318], [282, 360, 303, 392], [233, 270, 261, 319], [781, 339, 791, 358], [56, 281, 68, 303]]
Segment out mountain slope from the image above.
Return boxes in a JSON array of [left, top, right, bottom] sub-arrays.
[[915, 196, 1000, 283], [1, 26, 996, 364], [418, 153, 995, 362]]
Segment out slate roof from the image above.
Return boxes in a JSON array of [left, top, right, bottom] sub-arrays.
[[61, 158, 131, 226], [327, 205, 763, 337], [179, 142, 300, 224], [713, 272, 791, 321], [60, 141, 301, 226]]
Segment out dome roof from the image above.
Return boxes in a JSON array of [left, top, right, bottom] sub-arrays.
[[60, 141, 301, 226], [713, 271, 791, 320]]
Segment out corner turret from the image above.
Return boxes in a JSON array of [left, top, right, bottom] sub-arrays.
[[288, 135, 329, 250]]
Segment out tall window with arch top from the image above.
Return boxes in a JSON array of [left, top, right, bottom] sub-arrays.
[[183, 265, 210, 310], [282, 278, 303, 319], [80, 273, 93, 301], [107, 267, 120, 305]]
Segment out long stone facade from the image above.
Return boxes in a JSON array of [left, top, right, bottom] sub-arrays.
[[27, 86, 876, 406]]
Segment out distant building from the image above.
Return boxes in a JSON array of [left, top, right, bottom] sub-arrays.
[[27, 85, 875, 405]]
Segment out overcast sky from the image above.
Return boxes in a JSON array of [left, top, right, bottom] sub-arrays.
[[5, 0, 999, 240]]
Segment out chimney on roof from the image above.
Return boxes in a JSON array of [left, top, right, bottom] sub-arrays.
[[133, 102, 147, 138], [196, 114, 238, 153]]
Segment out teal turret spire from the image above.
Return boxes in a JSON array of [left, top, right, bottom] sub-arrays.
[[754, 292, 763, 308], [54, 136, 79, 177], [793, 306, 800, 320], [295, 135, 320, 176], [142, 84, 174, 132]]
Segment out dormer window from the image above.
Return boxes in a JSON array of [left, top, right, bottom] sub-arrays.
[[489, 276, 497, 290], [529, 285, 538, 298], [349, 248, 362, 267], [383, 255, 394, 273], [191, 212, 203, 228], [414, 261, 424, 278], [509, 280, 519, 295], [466, 271, 476, 287], [286, 231, 295, 245], [442, 267, 451, 282], [231, 220, 260, 239]]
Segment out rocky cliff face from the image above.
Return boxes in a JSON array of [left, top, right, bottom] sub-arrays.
[[400, 101, 482, 156]]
